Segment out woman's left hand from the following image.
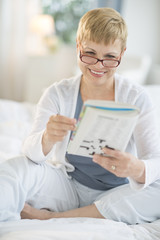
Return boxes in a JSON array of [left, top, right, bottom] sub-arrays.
[[93, 147, 145, 183]]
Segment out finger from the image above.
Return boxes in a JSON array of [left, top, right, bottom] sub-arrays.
[[93, 154, 120, 173], [49, 134, 67, 142], [43, 129, 67, 144], [48, 121, 76, 131], [48, 115, 77, 132], [49, 128, 68, 137], [93, 154, 111, 169], [52, 115, 77, 125], [102, 147, 122, 159]]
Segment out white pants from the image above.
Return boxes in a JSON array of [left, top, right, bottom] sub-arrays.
[[0, 156, 160, 224]]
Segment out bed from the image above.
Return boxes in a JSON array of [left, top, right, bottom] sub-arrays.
[[0, 85, 160, 240]]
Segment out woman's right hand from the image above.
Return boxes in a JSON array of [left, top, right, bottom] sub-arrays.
[[42, 115, 77, 155]]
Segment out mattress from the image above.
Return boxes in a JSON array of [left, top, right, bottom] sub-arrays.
[[0, 85, 160, 239]]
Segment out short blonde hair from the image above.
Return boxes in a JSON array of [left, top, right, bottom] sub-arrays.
[[77, 8, 128, 50]]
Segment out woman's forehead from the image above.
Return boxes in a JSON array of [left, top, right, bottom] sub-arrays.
[[80, 39, 122, 53]]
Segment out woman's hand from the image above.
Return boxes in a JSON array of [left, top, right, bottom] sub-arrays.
[[21, 203, 54, 220], [42, 115, 76, 155], [93, 147, 145, 183]]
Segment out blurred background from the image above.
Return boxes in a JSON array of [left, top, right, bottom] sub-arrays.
[[0, 0, 160, 103]]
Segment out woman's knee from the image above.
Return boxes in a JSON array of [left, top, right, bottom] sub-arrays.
[[94, 183, 160, 224]]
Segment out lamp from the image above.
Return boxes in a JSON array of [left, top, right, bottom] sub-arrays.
[[30, 14, 55, 35], [29, 14, 58, 55]]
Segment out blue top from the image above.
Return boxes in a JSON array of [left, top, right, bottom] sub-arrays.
[[66, 90, 128, 190]]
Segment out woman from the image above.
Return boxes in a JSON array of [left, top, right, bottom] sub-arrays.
[[1, 8, 160, 224]]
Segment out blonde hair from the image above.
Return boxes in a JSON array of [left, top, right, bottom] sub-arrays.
[[77, 8, 128, 50]]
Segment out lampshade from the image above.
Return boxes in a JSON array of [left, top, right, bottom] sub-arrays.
[[30, 14, 55, 35]]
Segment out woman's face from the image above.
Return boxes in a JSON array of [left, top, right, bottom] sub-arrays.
[[77, 39, 123, 86]]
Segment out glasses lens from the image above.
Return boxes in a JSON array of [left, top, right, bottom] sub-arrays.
[[103, 60, 118, 67], [81, 56, 97, 64]]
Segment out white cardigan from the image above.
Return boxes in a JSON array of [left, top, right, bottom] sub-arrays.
[[22, 73, 160, 190]]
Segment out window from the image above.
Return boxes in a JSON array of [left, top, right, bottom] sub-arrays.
[[41, 0, 97, 44], [41, 0, 124, 44]]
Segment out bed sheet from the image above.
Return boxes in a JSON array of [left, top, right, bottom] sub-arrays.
[[0, 99, 35, 163], [0, 86, 160, 240], [1, 218, 160, 240]]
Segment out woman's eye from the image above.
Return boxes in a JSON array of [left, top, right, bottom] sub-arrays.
[[106, 55, 116, 59], [85, 51, 95, 55]]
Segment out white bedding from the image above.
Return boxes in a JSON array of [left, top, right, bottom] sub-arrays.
[[0, 218, 160, 240], [0, 99, 35, 163], [0, 85, 160, 240]]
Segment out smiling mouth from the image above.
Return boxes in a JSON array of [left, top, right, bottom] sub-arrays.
[[90, 69, 107, 75]]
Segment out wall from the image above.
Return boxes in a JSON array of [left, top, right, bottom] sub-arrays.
[[0, 0, 27, 101], [121, 0, 160, 84], [122, 0, 160, 63], [25, 45, 77, 103]]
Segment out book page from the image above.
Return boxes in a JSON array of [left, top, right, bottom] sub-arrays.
[[67, 104, 139, 157], [75, 114, 136, 157]]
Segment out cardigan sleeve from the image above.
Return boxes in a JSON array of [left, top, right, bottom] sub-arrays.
[[128, 90, 160, 189], [22, 84, 60, 163], [22, 75, 81, 166]]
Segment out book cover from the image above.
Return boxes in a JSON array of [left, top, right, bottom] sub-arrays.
[[67, 100, 140, 157]]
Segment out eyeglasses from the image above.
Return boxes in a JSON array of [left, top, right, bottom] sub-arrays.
[[79, 51, 121, 68]]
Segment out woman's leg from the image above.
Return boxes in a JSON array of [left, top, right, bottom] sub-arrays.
[[21, 179, 160, 222], [21, 178, 105, 220], [94, 180, 160, 224], [0, 156, 79, 221], [26, 163, 80, 213], [0, 156, 36, 221], [21, 202, 103, 220]]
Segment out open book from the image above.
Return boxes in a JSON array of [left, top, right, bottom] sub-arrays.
[[67, 100, 140, 157]]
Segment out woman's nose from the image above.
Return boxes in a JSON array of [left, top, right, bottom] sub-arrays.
[[95, 60, 104, 68]]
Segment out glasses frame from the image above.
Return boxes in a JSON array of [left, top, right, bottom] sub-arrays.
[[79, 51, 121, 68]]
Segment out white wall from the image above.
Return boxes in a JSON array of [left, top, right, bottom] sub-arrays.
[[121, 0, 160, 84], [0, 0, 27, 101], [122, 0, 160, 64], [25, 45, 77, 103]]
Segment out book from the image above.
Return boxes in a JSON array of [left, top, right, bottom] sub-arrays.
[[67, 100, 140, 157]]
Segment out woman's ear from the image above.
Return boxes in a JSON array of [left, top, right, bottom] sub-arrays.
[[76, 40, 81, 54], [121, 47, 126, 57], [76, 39, 79, 49], [76, 40, 79, 52]]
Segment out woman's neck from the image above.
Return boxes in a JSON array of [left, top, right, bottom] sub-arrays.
[[80, 76, 115, 102]]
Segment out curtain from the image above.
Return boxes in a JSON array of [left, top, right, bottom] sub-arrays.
[[0, 0, 28, 101], [0, 0, 41, 101]]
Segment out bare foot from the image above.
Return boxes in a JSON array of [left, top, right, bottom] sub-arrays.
[[20, 203, 55, 220]]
